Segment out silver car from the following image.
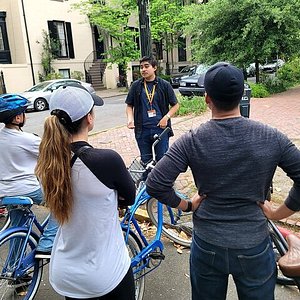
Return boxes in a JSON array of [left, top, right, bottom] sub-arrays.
[[22, 79, 95, 111]]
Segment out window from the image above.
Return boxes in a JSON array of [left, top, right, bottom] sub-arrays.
[[178, 37, 187, 62], [0, 12, 11, 64], [59, 69, 70, 78], [48, 21, 75, 59]]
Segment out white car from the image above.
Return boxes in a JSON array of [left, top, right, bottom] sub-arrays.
[[22, 79, 96, 111], [261, 59, 285, 73]]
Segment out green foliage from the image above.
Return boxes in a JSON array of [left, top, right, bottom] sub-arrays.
[[277, 57, 300, 87], [150, 0, 186, 47], [260, 74, 286, 94], [249, 56, 300, 97], [159, 74, 171, 82], [71, 71, 84, 80], [73, 0, 139, 74], [176, 95, 207, 116], [248, 82, 270, 98], [39, 30, 60, 80], [183, 0, 300, 79]]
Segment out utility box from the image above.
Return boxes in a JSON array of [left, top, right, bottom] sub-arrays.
[[240, 84, 251, 118]]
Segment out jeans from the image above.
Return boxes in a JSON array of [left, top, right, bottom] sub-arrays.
[[136, 127, 169, 164], [190, 234, 277, 300], [9, 188, 58, 251]]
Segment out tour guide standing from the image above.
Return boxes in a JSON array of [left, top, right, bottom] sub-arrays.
[[146, 62, 300, 300], [126, 56, 179, 164]]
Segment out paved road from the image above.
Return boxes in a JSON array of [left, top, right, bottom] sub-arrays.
[[23, 94, 128, 137]]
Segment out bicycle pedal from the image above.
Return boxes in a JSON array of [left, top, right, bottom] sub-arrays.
[[149, 251, 165, 260]]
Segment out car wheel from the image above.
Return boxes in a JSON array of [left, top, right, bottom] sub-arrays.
[[34, 98, 48, 111]]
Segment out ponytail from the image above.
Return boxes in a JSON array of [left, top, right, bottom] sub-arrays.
[[35, 115, 72, 224]]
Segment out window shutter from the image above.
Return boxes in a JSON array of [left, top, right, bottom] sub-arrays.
[[66, 22, 75, 59]]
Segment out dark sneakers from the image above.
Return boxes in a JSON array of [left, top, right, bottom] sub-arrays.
[[35, 249, 51, 259]]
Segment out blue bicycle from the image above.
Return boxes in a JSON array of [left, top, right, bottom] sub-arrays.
[[122, 127, 194, 299], [0, 196, 49, 299], [127, 127, 193, 248]]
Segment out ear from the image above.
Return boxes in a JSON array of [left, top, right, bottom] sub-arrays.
[[14, 113, 24, 123], [205, 93, 212, 109]]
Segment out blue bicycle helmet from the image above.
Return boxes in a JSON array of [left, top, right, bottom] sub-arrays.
[[0, 94, 31, 123]]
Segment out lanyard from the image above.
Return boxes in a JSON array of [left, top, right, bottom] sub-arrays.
[[144, 81, 156, 107]]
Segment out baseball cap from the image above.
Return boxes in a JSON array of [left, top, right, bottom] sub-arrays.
[[204, 62, 244, 103], [50, 85, 104, 122]]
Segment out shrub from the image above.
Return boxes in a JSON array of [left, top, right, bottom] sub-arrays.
[[277, 57, 300, 87], [159, 74, 171, 82], [248, 83, 270, 98], [260, 75, 287, 94], [176, 95, 207, 116], [71, 71, 84, 80]]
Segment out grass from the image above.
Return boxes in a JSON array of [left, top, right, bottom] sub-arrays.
[[176, 95, 207, 116]]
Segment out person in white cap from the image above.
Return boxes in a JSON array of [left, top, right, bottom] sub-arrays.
[[35, 86, 136, 300]]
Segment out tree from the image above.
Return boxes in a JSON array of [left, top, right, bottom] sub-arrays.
[[73, 0, 140, 87], [183, 0, 300, 82], [150, 0, 188, 74]]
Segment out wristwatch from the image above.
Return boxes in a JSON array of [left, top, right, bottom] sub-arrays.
[[166, 113, 171, 119], [183, 200, 193, 212]]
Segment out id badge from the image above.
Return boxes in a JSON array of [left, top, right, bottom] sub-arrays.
[[147, 109, 156, 118]]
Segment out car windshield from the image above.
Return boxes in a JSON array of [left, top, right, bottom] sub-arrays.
[[181, 65, 195, 73], [26, 81, 52, 92], [195, 64, 210, 75]]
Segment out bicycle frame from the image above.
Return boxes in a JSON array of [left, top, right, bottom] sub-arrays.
[[120, 184, 164, 273], [0, 202, 49, 279]]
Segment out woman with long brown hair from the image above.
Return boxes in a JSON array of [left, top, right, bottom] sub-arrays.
[[36, 86, 136, 300]]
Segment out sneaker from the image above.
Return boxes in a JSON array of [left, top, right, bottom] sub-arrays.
[[35, 249, 51, 259]]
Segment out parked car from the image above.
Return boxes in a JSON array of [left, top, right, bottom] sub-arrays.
[[178, 64, 210, 97], [261, 59, 285, 73], [23, 79, 96, 111], [170, 65, 197, 88]]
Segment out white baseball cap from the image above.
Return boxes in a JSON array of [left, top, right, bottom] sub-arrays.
[[50, 85, 104, 122]]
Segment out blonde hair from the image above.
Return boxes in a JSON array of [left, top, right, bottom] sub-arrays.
[[35, 115, 72, 224]]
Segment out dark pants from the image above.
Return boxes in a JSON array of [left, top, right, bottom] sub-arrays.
[[190, 234, 277, 300], [136, 127, 169, 164], [65, 267, 135, 300]]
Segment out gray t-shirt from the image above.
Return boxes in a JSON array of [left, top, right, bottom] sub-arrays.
[[146, 117, 300, 248]]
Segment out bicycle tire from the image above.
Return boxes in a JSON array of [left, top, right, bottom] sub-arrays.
[[0, 207, 10, 232], [0, 230, 43, 300], [123, 229, 145, 300], [146, 198, 192, 247]]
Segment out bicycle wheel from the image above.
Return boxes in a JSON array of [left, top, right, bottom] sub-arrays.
[[0, 230, 43, 300], [146, 198, 192, 247], [0, 207, 10, 232], [123, 230, 145, 300]]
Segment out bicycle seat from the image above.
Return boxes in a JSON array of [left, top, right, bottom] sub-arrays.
[[278, 234, 300, 277], [1, 196, 33, 206]]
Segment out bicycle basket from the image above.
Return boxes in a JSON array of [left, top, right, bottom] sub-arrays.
[[128, 157, 146, 185]]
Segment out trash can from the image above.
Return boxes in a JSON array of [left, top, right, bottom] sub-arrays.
[[240, 84, 251, 118]]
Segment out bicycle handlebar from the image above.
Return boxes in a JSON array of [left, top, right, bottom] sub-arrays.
[[146, 127, 171, 171]]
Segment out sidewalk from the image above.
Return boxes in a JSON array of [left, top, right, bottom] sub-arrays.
[[90, 85, 300, 227]]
